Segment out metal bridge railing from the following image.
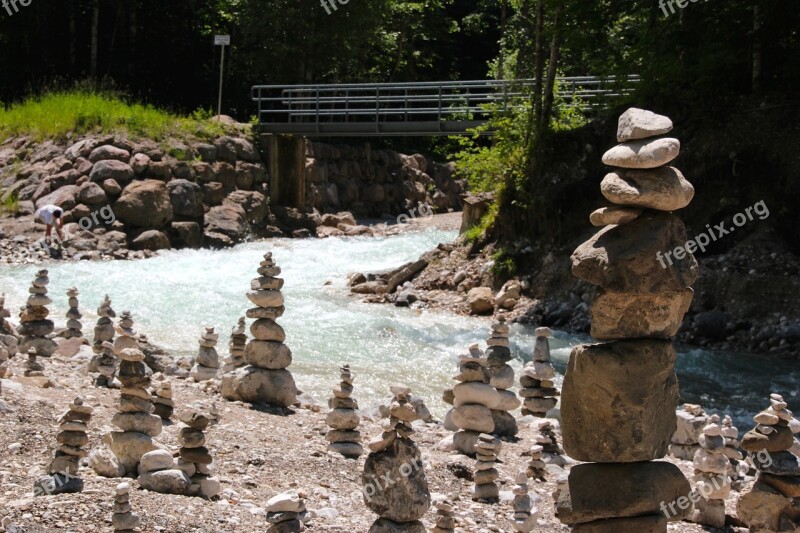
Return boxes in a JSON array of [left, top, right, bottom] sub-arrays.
[[251, 76, 640, 136]]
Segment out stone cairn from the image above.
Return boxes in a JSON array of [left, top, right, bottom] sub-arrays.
[[449, 343, 500, 455], [519, 327, 558, 417], [266, 490, 309, 532], [24, 347, 44, 377], [19, 269, 57, 361], [63, 287, 83, 339], [527, 444, 547, 481], [325, 364, 364, 458], [558, 108, 696, 531], [152, 382, 174, 420], [737, 393, 800, 531], [486, 318, 520, 437], [721, 415, 745, 485], [472, 433, 501, 502], [222, 252, 298, 407], [191, 326, 220, 382], [431, 499, 455, 533], [0, 295, 17, 411], [34, 397, 93, 495], [364, 384, 431, 532], [669, 403, 709, 460], [112, 482, 140, 532], [222, 317, 247, 373], [535, 419, 566, 467], [512, 470, 539, 532], [93, 312, 162, 477], [91, 295, 117, 387], [178, 410, 221, 498], [689, 415, 731, 528]]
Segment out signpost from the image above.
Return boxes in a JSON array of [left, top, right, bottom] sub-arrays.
[[214, 35, 230, 118]]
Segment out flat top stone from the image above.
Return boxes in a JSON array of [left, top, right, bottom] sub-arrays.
[[617, 108, 673, 142], [534, 327, 552, 338]]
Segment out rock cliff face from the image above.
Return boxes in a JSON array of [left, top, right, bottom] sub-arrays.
[[0, 131, 464, 260]]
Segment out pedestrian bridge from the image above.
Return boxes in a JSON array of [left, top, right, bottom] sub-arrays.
[[251, 76, 639, 137]]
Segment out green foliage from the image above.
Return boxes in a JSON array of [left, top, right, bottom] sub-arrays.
[[0, 90, 234, 142], [490, 247, 516, 278], [463, 203, 499, 243], [0, 189, 20, 215]]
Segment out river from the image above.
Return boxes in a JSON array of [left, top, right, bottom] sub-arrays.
[[1, 228, 796, 428]]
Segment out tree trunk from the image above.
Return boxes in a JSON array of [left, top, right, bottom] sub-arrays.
[[540, 7, 562, 136], [90, 0, 99, 78], [752, 5, 762, 93], [498, 0, 507, 80], [531, 0, 544, 130]]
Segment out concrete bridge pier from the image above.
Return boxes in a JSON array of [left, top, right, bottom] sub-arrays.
[[259, 134, 306, 209]]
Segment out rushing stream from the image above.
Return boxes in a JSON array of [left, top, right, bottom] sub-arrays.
[[1, 228, 796, 427]]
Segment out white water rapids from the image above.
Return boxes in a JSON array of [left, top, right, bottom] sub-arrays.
[[1, 228, 796, 425]]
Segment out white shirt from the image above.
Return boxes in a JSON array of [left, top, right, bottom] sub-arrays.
[[35, 205, 64, 225]]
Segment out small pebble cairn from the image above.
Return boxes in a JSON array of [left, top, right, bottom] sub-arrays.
[[91, 295, 117, 387], [112, 482, 140, 532], [487, 318, 520, 437], [19, 269, 57, 358], [431, 499, 455, 532], [512, 470, 540, 532], [519, 327, 558, 417], [689, 415, 731, 528], [535, 419, 566, 467], [721, 415, 743, 462], [265, 490, 309, 532], [670, 403, 709, 460], [152, 382, 174, 420], [34, 397, 93, 495], [63, 287, 83, 339], [364, 384, 431, 532], [472, 433, 501, 502], [527, 444, 547, 481], [24, 347, 44, 377], [178, 410, 222, 498], [737, 393, 800, 531], [325, 364, 364, 458], [223, 317, 247, 373], [191, 326, 220, 382]]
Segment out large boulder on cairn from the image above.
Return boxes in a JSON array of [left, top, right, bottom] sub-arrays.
[[363, 437, 430, 523], [114, 179, 173, 228]]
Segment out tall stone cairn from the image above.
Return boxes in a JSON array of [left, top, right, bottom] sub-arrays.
[[325, 364, 364, 458], [472, 433, 501, 502], [63, 287, 83, 339], [19, 269, 57, 358], [486, 318, 520, 437], [557, 108, 696, 531], [34, 397, 93, 495], [222, 317, 247, 373], [364, 385, 431, 532], [112, 482, 140, 532], [221, 252, 298, 407], [512, 470, 540, 532], [191, 326, 220, 382], [107, 312, 162, 476], [91, 295, 117, 387], [450, 343, 500, 455], [519, 327, 558, 417], [720, 415, 744, 478], [152, 382, 174, 420], [688, 415, 731, 527], [431, 499, 455, 532], [737, 393, 800, 531]]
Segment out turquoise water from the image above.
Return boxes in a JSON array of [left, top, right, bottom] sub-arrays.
[[0, 228, 795, 426]]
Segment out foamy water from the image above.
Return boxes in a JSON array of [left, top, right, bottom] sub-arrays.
[[0, 229, 795, 425]]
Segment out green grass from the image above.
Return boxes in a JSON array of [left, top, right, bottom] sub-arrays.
[[0, 189, 20, 215], [0, 91, 236, 142]]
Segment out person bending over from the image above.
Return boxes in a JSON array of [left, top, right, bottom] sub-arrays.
[[34, 204, 64, 246]]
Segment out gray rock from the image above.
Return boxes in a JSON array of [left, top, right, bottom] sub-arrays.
[[601, 167, 694, 211], [363, 437, 430, 522], [602, 138, 680, 169], [616, 108, 673, 142], [138, 469, 191, 495]]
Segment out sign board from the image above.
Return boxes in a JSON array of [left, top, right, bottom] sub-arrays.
[[214, 35, 230, 46]]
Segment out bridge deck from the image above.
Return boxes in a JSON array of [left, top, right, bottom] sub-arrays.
[[252, 77, 639, 137]]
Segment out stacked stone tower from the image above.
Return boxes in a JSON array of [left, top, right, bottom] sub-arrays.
[[91, 295, 117, 387], [191, 326, 220, 382], [486, 319, 519, 437], [112, 482, 140, 531], [689, 416, 731, 528], [431, 499, 455, 532], [152, 382, 174, 420], [472, 433, 501, 502], [34, 397, 93, 495], [222, 252, 298, 407], [178, 410, 221, 498], [558, 108, 695, 531], [19, 269, 56, 359], [519, 327, 558, 417], [325, 364, 364, 458], [737, 393, 800, 531], [450, 344, 499, 455], [363, 385, 431, 532], [223, 317, 247, 373], [512, 470, 539, 532], [63, 287, 83, 339]]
